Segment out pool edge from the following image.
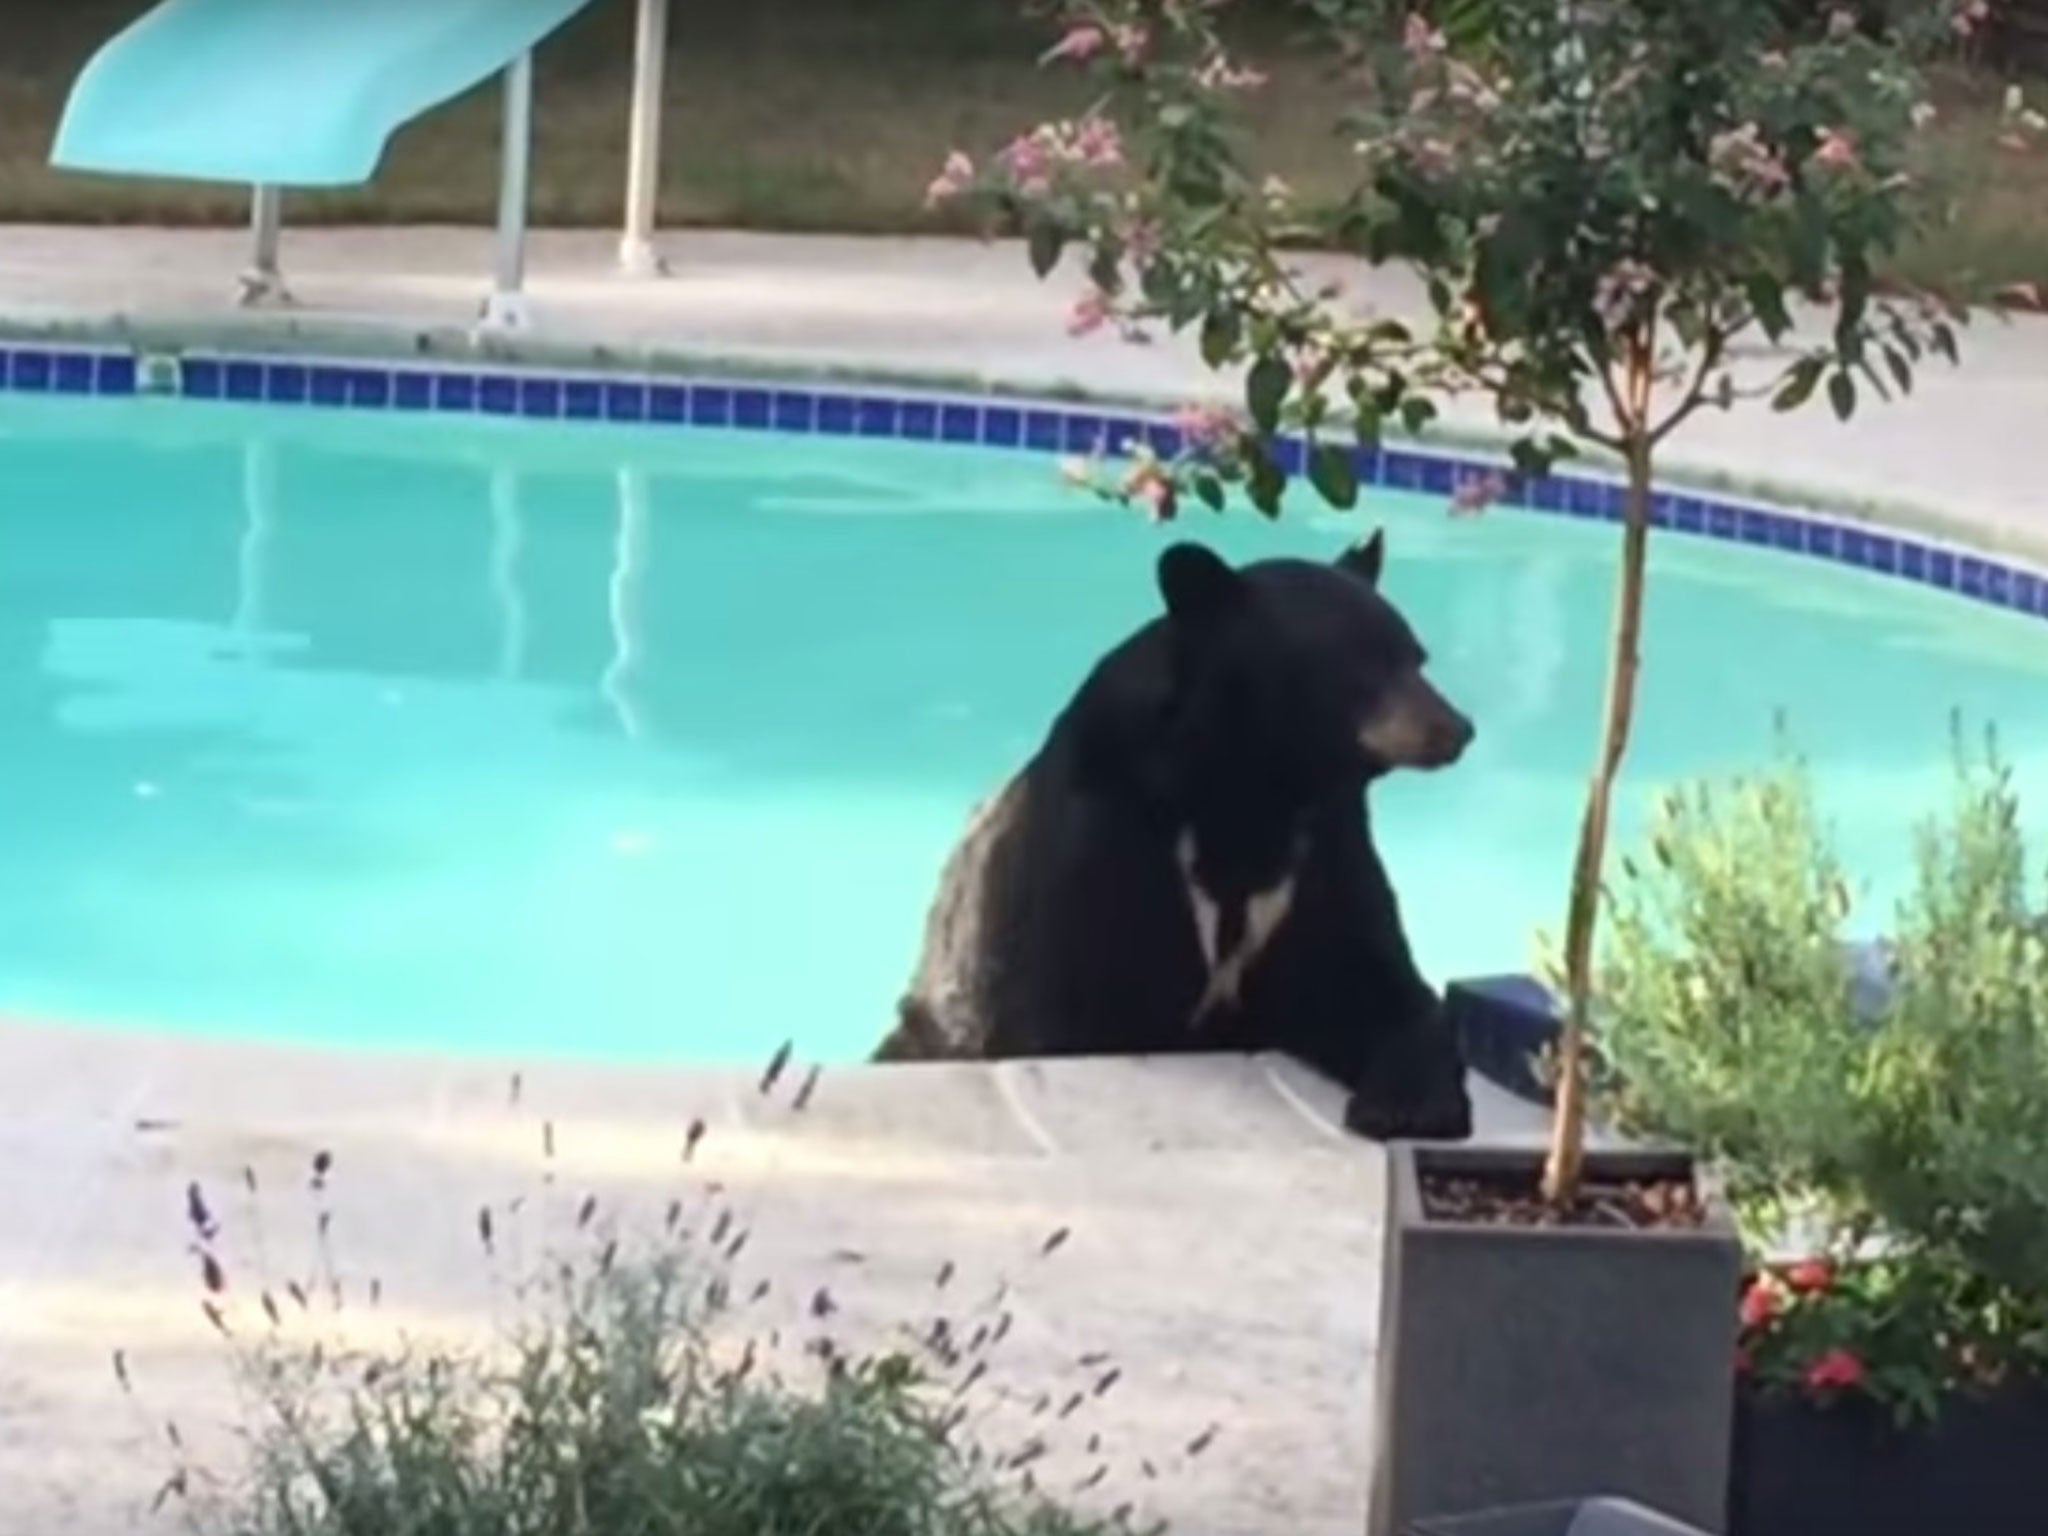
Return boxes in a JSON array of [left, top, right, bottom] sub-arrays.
[[2, 323, 2044, 627]]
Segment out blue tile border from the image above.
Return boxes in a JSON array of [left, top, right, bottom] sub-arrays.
[[7, 342, 2046, 627]]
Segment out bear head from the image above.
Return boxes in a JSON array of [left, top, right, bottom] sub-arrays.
[[1154, 531, 1474, 795]]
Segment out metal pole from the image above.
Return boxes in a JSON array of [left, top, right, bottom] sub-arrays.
[[481, 50, 535, 330], [239, 183, 290, 307], [619, 0, 671, 276]]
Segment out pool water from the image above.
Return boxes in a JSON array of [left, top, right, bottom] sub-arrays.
[[3, 395, 2046, 1064]]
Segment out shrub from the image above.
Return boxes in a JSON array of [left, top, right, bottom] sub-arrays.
[[1589, 722, 2048, 1418], [124, 1107, 1149, 1536]]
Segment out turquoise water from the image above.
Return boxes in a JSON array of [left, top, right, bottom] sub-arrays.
[[4, 395, 2047, 1064]]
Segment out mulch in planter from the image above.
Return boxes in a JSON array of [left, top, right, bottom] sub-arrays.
[[1731, 1378, 2048, 1536], [1419, 1166, 1709, 1231]]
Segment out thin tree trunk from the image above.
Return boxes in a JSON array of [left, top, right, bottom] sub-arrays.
[[1542, 398, 1656, 1207]]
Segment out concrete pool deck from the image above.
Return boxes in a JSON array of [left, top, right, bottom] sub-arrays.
[[0, 1017, 1595, 1534], [0, 223, 2041, 1531]]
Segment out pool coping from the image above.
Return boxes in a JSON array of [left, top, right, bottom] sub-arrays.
[[4, 317, 2047, 626]]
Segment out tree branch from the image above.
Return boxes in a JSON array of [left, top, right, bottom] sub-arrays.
[[1648, 309, 1750, 448]]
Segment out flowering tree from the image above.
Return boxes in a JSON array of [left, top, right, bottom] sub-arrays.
[[930, 0, 2041, 1203]]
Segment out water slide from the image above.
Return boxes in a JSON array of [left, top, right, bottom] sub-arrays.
[[52, 0, 601, 186]]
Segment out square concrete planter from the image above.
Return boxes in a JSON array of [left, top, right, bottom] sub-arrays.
[[1409, 1495, 1712, 1536], [1367, 1144, 1742, 1536]]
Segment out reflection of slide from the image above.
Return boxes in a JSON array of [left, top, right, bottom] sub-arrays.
[[52, 0, 599, 185]]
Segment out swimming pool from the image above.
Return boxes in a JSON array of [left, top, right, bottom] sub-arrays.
[[4, 386, 2046, 1064]]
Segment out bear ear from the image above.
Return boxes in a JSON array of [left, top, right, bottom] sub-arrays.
[[1157, 542, 1243, 631], [1335, 529, 1386, 587]]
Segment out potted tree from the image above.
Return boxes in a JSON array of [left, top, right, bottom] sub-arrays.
[[1593, 732, 2048, 1536], [929, 0, 2027, 1528]]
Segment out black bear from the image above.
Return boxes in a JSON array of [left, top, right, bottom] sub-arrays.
[[875, 531, 1476, 1141]]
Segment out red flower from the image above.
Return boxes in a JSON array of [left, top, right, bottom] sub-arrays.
[[1739, 1277, 1779, 1331], [1784, 1258, 1834, 1294], [1804, 1348, 1866, 1392]]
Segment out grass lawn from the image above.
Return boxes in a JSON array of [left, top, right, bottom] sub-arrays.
[[1, 0, 2044, 291]]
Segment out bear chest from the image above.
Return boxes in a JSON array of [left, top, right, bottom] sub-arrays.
[[1174, 830, 1305, 1030]]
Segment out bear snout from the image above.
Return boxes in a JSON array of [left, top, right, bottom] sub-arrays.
[[1357, 677, 1475, 772], [1424, 707, 1475, 768]]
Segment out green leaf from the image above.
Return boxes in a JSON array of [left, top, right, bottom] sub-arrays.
[[1200, 309, 1241, 370], [1930, 323, 1960, 366], [1883, 346, 1914, 396], [1245, 442, 1288, 519], [1834, 256, 1872, 362], [1026, 221, 1066, 280], [1351, 398, 1384, 450], [1744, 274, 1793, 343], [1088, 243, 1123, 297], [1193, 474, 1226, 513], [1307, 443, 1359, 510], [1772, 356, 1826, 413], [1399, 397, 1438, 435], [1828, 370, 1857, 422], [1246, 354, 1291, 436], [1509, 437, 1555, 478], [1440, 0, 1503, 51]]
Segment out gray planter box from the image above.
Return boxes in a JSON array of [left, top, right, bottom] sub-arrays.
[[1368, 1144, 1741, 1536], [1408, 1495, 1712, 1536]]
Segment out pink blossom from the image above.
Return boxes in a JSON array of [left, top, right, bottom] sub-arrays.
[[1450, 471, 1508, 518], [1001, 130, 1054, 191], [1812, 128, 1859, 171], [1173, 401, 1243, 454], [1759, 51, 1788, 70], [1409, 136, 1457, 175], [1119, 452, 1178, 520], [1074, 115, 1125, 169], [1403, 13, 1446, 57], [1112, 23, 1150, 63], [1197, 54, 1268, 91], [1709, 122, 1790, 199], [1128, 469, 1177, 522], [1594, 259, 1658, 333], [1002, 118, 1123, 185], [1951, 0, 1991, 37], [1291, 343, 1331, 385], [1445, 62, 1501, 112], [1042, 25, 1106, 64], [1123, 217, 1160, 268], [1067, 287, 1113, 338], [924, 151, 976, 209], [1826, 8, 1857, 38], [1911, 101, 1939, 129]]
